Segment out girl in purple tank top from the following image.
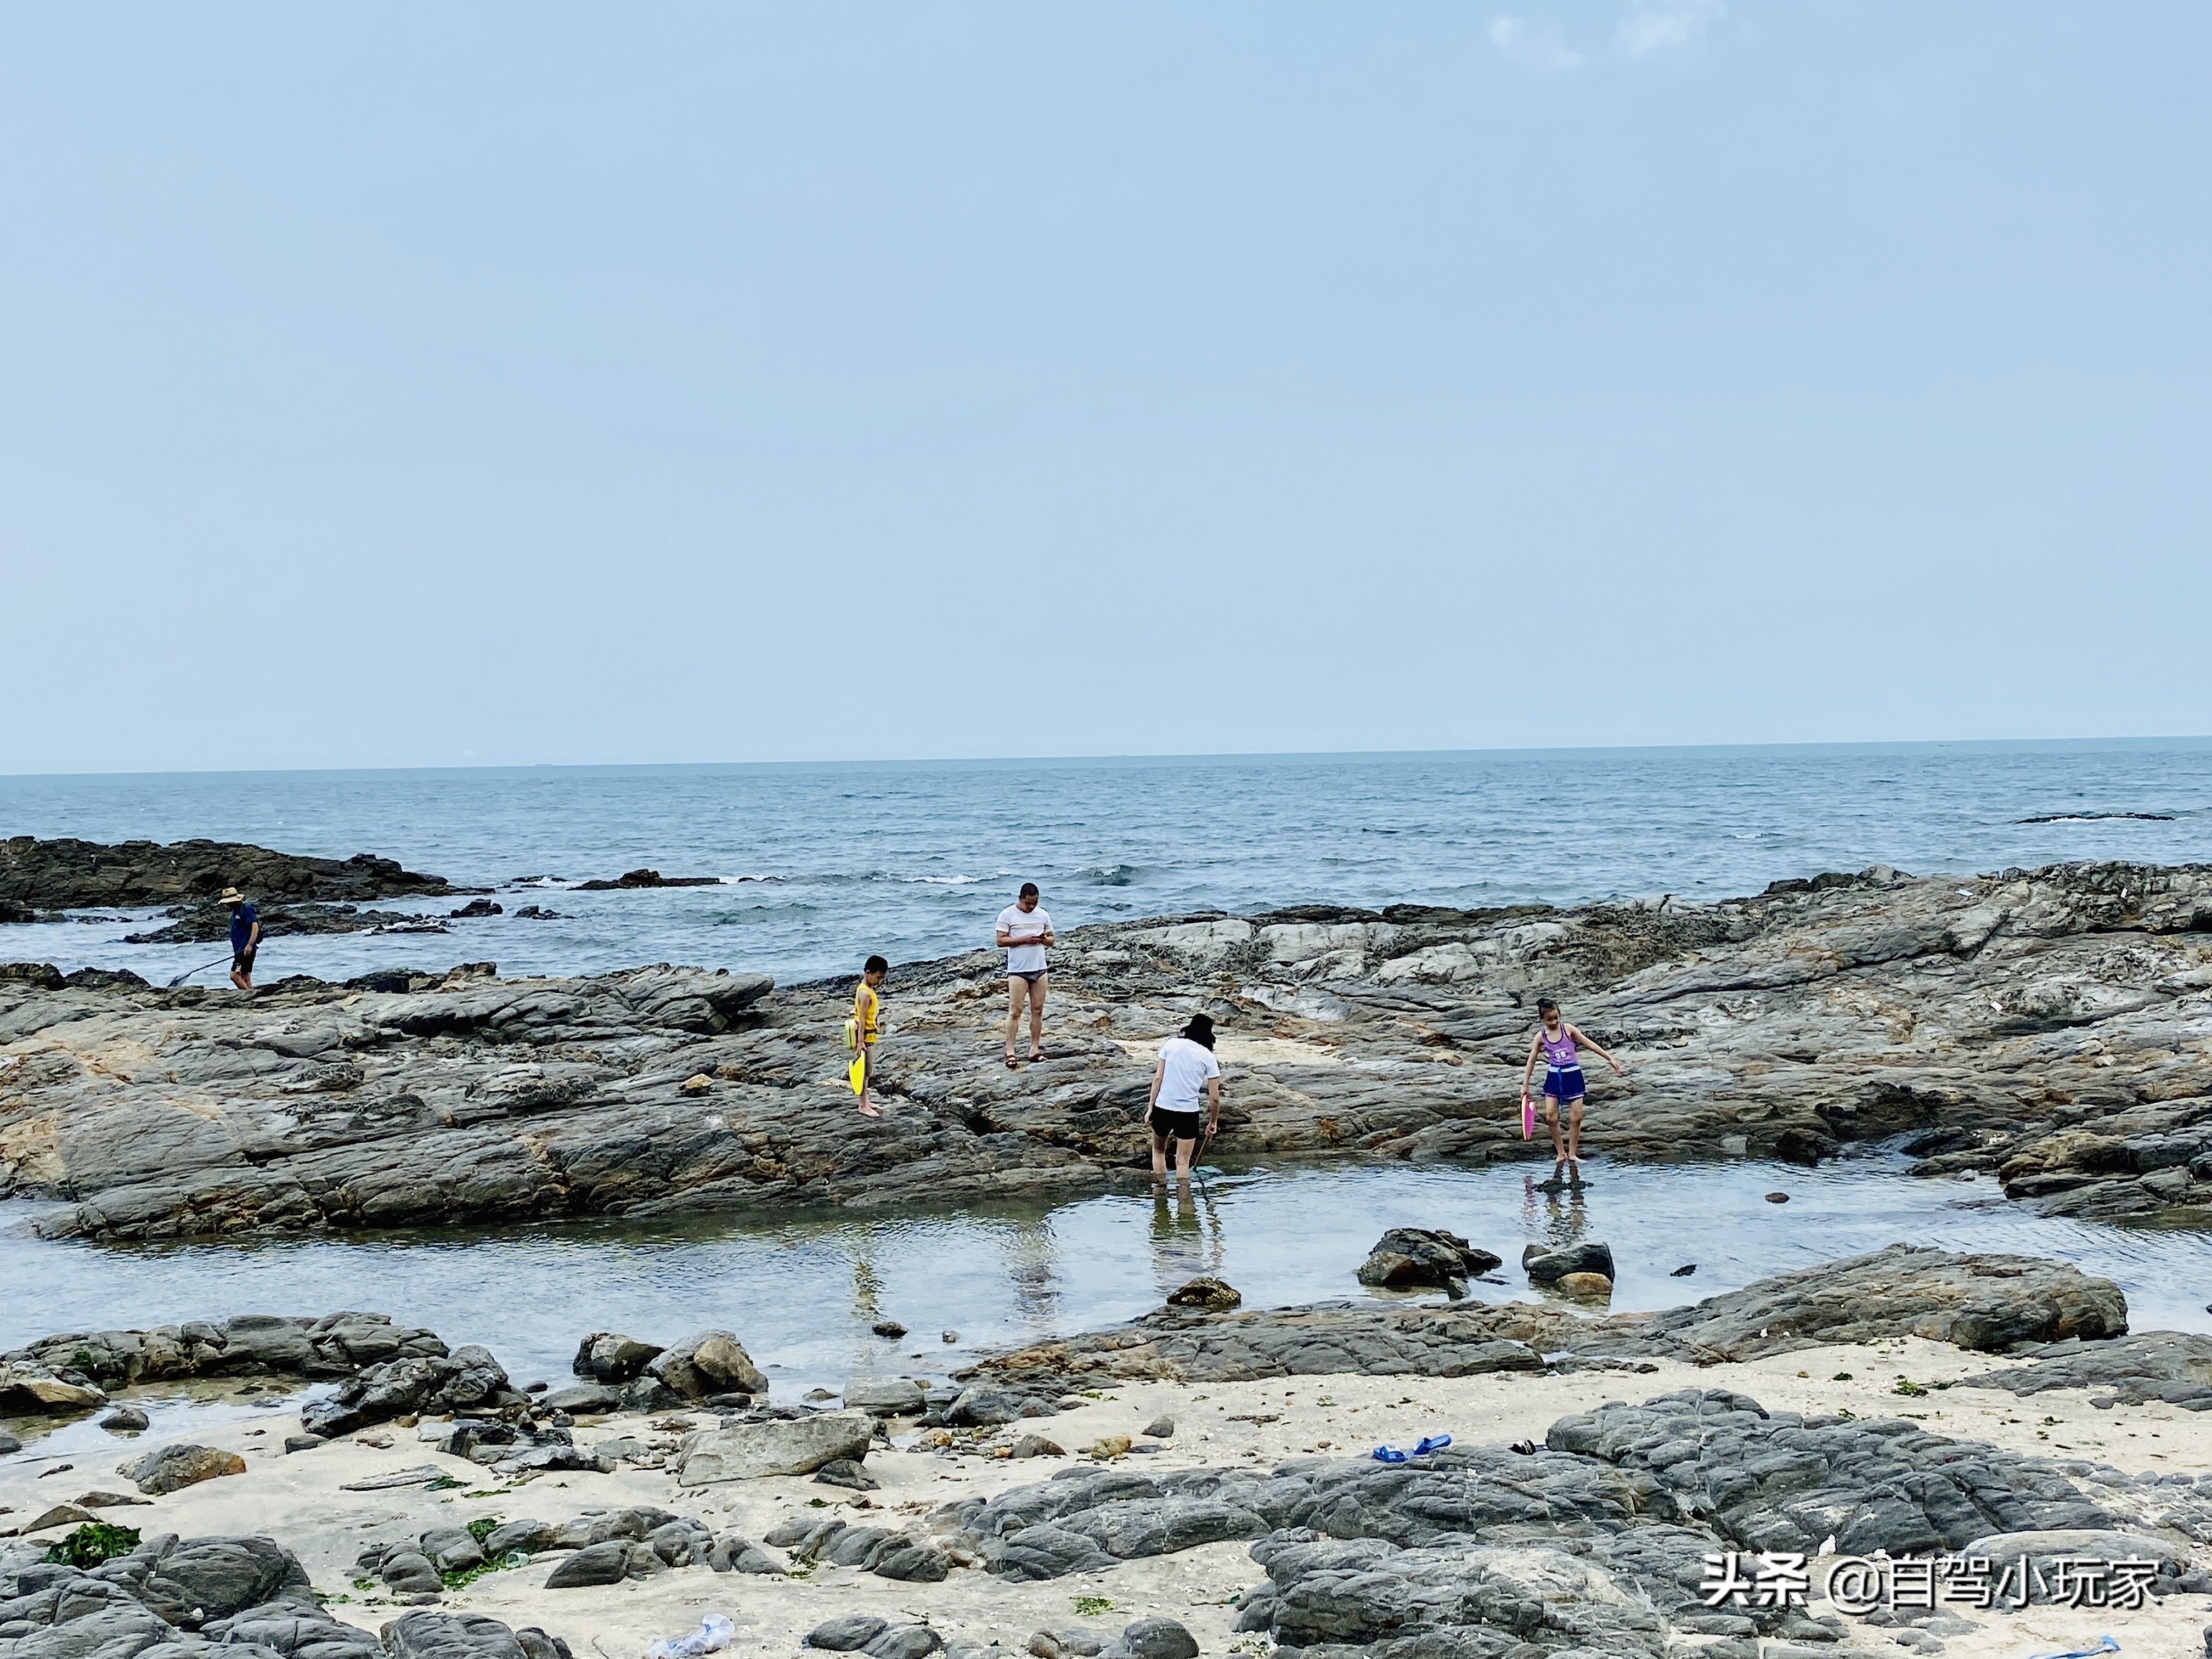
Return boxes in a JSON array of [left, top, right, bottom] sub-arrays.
[[1519, 997, 1624, 1187]]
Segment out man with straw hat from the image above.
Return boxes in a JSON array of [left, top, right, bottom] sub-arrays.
[[221, 888, 261, 989]]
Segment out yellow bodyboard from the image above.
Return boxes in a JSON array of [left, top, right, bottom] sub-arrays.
[[848, 1054, 866, 1095]]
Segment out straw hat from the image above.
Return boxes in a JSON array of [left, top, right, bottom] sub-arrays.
[[219, 887, 247, 905]]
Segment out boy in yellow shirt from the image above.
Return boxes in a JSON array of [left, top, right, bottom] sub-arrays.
[[851, 955, 889, 1118]]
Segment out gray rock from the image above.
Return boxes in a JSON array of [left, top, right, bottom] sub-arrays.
[[280, 1435, 324, 1454], [871, 1543, 949, 1582], [1116, 1620, 1197, 1659], [537, 1384, 620, 1415], [1140, 1416, 1173, 1439], [480, 1520, 554, 1560], [842, 1377, 927, 1417], [1356, 1228, 1502, 1290], [1957, 1527, 2186, 1596], [1522, 1239, 1616, 1284], [97, 1408, 150, 1433], [381, 1549, 443, 1596], [649, 1333, 768, 1400], [970, 1244, 2130, 1389], [804, 1616, 888, 1651], [814, 1458, 879, 1491], [16, 860, 2212, 1244], [863, 1627, 943, 1659], [543, 1541, 630, 1589], [383, 1611, 558, 1659], [117, 1444, 246, 1497], [571, 1333, 663, 1384], [1011, 1434, 1065, 1458], [706, 1536, 783, 1574], [946, 1385, 1049, 1427], [675, 1410, 873, 1485], [419, 1527, 485, 1576], [301, 1344, 518, 1440]]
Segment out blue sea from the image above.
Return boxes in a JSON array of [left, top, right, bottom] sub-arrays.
[[3, 738, 2209, 989]]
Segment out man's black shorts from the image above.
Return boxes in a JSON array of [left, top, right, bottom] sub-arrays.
[[232, 949, 256, 973], [1149, 1107, 1206, 1141]]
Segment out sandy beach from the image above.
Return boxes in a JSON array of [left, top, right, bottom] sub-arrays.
[[10, 1327, 2212, 1659]]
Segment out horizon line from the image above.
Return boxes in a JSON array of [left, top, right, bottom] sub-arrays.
[[5, 731, 2212, 785]]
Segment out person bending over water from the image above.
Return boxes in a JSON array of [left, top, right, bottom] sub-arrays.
[[1148, 1013, 1221, 1184], [1519, 997, 1621, 1186], [996, 882, 1054, 1066]]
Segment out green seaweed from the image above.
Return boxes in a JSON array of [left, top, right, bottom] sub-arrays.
[[44, 1523, 142, 1569]]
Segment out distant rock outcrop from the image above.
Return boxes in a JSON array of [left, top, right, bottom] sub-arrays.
[[1, 834, 454, 912]]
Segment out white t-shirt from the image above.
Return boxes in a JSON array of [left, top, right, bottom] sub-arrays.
[[998, 905, 1053, 974], [1155, 1036, 1221, 1114]]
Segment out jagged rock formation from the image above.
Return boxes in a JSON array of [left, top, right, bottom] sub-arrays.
[[924, 1385, 2194, 1655], [966, 1246, 2128, 1386], [3, 860, 2209, 1239], [0, 837, 454, 912], [1, 1314, 446, 1418]]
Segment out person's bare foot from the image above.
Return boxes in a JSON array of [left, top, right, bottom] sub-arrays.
[[856, 1098, 883, 1118]]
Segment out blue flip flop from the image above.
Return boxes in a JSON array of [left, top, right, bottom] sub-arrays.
[[1372, 1435, 1454, 1462]]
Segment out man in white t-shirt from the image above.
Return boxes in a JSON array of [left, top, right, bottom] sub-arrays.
[[1148, 1012, 1222, 1182], [996, 882, 1055, 1066]]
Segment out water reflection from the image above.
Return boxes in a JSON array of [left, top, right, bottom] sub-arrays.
[[1148, 1180, 1226, 1300], [7, 1153, 2212, 1408]]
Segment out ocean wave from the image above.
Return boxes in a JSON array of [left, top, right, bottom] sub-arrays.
[[1081, 864, 1143, 886], [2016, 811, 2175, 824]]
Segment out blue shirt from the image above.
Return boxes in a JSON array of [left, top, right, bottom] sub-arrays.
[[229, 902, 258, 952]]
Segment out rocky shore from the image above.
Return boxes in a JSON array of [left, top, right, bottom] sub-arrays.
[[9, 1250, 2212, 1659], [2, 859, 2209, 1240]]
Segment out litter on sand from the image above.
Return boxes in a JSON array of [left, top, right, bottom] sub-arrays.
[[644, 1615, 735, 1659], [1371, 1435, 1453, 1462], [2027, 1639, 2118, 1659]]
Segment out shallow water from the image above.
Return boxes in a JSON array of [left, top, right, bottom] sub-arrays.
[[7, 1152, 2209, 1442], [4, 740, 2209, 987]]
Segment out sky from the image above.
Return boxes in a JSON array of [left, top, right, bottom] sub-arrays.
[[2, 2, 2208, 774]]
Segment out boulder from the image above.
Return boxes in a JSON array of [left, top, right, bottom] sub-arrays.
[[1165, 1277, 1241, 1312], [98, 1407, 150, 1432], [843, 1376, 928, 1417], [1116, 1620, 1198, 1659], [539, 1383, 622, 1414], [384, 1610, 572, 1659], [946, 1386, 1051, 1427], [676, 1410, 873, 1486], [707, 1536, 784, 1573], [805, 1615, 889, 1651], [0, 1362, 108, 1415], [482, 1519, 555, 1559], [1554, 1272, 1614, 1299], [649, 1331, 769, 1400], [814, 1458, 880, 1491], [544, 1541, 632, 1588], [571, 1333, 664, 1384], [1356, 1228, 1502, 1290], [865, 1627, 945, 1659], [1522, 1240, 1617, 1284], [119, 1442, 247, 1496], [1958, 1528, 2187, 1596]]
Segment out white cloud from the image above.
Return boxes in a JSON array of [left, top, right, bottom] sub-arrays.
[[1613, 0, 1723, 56], [1489, 15, 1585, 73]]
